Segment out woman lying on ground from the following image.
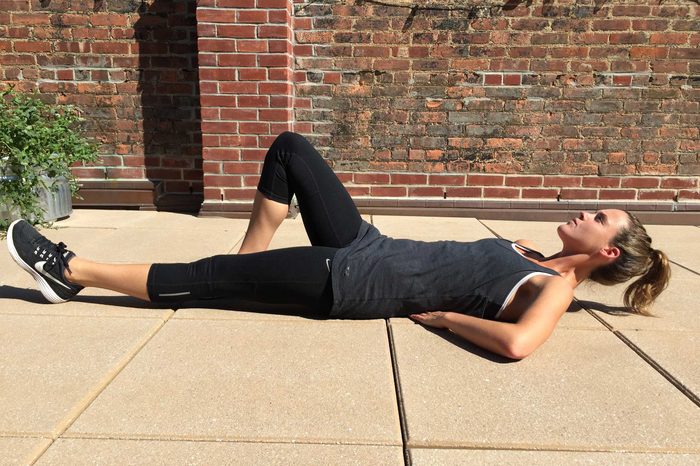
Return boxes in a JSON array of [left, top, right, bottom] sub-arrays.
[[7, 132, 671, 360]]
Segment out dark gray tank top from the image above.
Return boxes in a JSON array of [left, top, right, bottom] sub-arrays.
[[329, 220, 559, 320]]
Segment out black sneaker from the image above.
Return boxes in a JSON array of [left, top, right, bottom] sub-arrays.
[[6, 219, 83, 303]]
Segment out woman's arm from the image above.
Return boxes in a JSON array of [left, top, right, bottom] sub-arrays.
[[410, 275, 573, 360], [410, 311, 521, 359]]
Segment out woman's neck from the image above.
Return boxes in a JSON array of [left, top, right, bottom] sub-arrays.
[[540, 252, 599, 288]]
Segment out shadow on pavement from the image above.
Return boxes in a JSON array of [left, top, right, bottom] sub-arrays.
[[0, 285, 328, 320], [575, 299, 661, 318]]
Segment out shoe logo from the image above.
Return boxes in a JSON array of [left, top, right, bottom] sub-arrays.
[[34, 261, 72, 290], [325, 258, 331, 272]]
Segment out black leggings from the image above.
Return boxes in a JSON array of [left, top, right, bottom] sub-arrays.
[[147, 132, 363, 316]]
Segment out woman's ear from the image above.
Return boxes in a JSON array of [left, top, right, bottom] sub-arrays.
[[600, 245, 621, 261]]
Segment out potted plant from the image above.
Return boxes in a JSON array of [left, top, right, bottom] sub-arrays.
[[0, 86, 99, 232]]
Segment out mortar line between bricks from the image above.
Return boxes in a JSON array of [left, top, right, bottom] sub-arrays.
[[28, 312, 176, 465], [385, 319, 412, 466], [581, 303, 700, 409]]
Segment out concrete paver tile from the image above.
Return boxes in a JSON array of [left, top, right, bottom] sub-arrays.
[[36, 439, 403, 465], [52, 209, 158, 229], [645, 225, 700, 274], [619, 330, 700, 398], [0, 289, 171, 318], [391, 324, 700, 451], [122, 211, 249, 232], [65, 319, 402, 444], [82, 227, 243, 263], [372, 216, 494, 241], [171, 306, 328, 321], [0, 437, 52, 466], [575, 266, 700, 331], [0, 314, 167, 435], [410, 448, 700, 465]]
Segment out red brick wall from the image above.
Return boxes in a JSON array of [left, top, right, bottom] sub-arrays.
[[0, 0, 202, 198], [2, 0, 699, 211], [196, 0, 295, 204], [286, 0, 700, 205]]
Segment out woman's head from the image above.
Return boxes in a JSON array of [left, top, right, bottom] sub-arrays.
[[559, 209, 671, 316]]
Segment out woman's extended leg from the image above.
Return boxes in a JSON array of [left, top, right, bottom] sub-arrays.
[[66, 246, 337, 313], [65, 257, 151, 301], [239, 131, 363, 253], [7, 218, 336, 313]]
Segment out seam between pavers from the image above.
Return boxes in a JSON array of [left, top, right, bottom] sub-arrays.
[[668, 259, 700, 277], [385, 319, 412, 466], [477, 219, 503, 239], [579, 301, 700, 409], [406, 444, 700, 454], [225, 230, 247, 254], [0, 311, 172, 319], [57, 433, 402, 446], [50, 226, 118, 231], [27, 311, 176, 465], [170, 314, 384, 323]]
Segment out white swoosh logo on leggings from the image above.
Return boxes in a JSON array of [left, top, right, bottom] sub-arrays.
[[34, 261, 72, 290], [325, 258, 331, 272]]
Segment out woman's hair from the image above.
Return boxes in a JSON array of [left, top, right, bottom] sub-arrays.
[[589, 211, 671, 316]]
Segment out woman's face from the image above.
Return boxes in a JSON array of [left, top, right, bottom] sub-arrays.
[[557, 209, 630, 255]]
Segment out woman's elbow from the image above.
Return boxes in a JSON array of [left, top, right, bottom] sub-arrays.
[[505, 346, 531, 360], [504, 337, 535, 360]]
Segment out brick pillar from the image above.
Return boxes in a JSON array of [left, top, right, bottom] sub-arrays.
[[196, 0, 294, 215]]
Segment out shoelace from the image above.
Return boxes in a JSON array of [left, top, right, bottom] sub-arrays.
[[54, 241, 73, 274]]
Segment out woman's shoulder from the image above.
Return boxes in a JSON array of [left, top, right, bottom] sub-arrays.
[[514, 239, 541, 251]]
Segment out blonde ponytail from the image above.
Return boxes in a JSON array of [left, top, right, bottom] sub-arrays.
[[590, 212, 671, 316]]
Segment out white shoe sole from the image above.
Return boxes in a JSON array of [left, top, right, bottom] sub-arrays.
[[7, 219, 67, 304]]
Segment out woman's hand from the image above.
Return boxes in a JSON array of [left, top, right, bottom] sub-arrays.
[[408, 311, 450, 329]]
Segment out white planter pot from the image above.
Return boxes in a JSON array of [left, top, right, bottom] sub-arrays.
[[0, 175, 73, 223]]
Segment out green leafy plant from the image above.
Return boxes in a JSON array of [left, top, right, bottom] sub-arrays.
[[0, 86, 99, 231]]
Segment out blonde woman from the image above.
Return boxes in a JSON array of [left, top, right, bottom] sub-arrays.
[[7, 132, 670, 359]]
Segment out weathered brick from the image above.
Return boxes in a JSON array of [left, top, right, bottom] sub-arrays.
[[428, 174, 465, 185], [224, 188, 257, 200], [639, 190, 675, 200], [409, 187, 443, 197], [483, 187, 519, 199], [582, 177, 621, 188], [599, 189, 636, 200], [560, 188, 598, 200], [522, 188, 558, 199], [446, 187, 482, 197], [621, 177, 660, 188], [505, 176, 543, 187], [371, 186, 407, 196], [660, 177, 697, 189], [542, 176, 581, 188], [354, 173, 391, 184], [678, 190, 700, 200], [467, 174, 504, 186]]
